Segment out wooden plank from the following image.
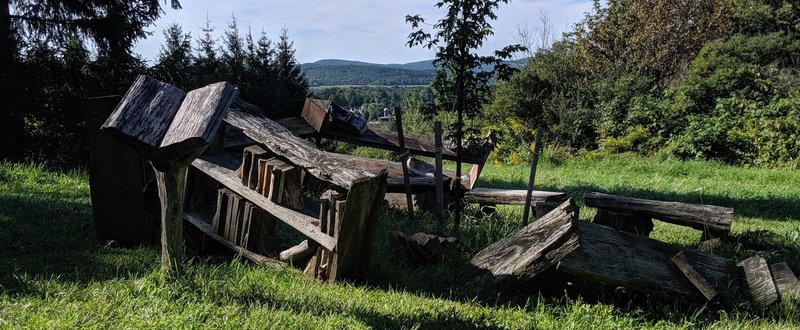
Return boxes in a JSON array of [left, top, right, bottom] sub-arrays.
[[101, 75, 186, 151], [672, 251, 719, 301], [593, 209, 653, 236], [275, 116, 317, 137], [739, 256, 779, 306], [87, 95, 156, 245], [247, 208, 279, 255], [332, 172, 388, 280], [184, 208, 285, 268], [522, 127, 543, 225], [557, 221, 743, 302], [463, 199, 580, 286], [226, 100, 374, 190], [279, 240, 318, 262], [464, 188, 569, 205], [584, 192, 734, 236], [770, 262, 799, 300], [434, 121, 444, 226], [394, 107, 415, 221], [300, 98, 330, 133], [279, 164, 305, 210], [242, 145, 269, 189], [212, 188, 230, 234], [191, 153, 337, 251]]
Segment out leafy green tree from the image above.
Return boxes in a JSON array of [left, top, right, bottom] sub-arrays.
[[407, 0, 524, 229]]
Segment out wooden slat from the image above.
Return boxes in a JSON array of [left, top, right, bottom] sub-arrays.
[[672, 251, 719, 301], [225, 100, 374, 190], [191, 153, 337, 251], [275, 117, 317, 137], [770, 262, 799, 300], [184, 208, 285, 268], [279, 240, 318, 262], [463, 188, 569, 205]]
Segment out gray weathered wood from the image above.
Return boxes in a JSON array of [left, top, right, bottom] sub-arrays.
[[464, 188, 569, 205], [463, 199, 580, 286], [280, 240, 318, 262], [153, 81, 237, 170], [101, 75, 185, 151], [394, 106, 415, 221], [770, 262, 799, 300], [557, 221, 743, 302], [672, 251, 719, 301], [738, 256, 779, 306], [593, 209, 653, 236], [154, 165, 188, 277], [191, 152, 337, 251], [434, 121, 444, 226], [584, 192, 733, 236], [226, 99, 374, 190], [212, 188, 230, 235], [184, 208, 285, 268], [522, 127, 543, 225]]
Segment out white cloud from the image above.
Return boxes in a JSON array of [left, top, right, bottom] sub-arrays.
[[133, 0, 593, 64]]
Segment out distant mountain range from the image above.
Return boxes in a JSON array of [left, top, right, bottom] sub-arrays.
[[301, 58, 527, 87], [301, 59, 436, 86]]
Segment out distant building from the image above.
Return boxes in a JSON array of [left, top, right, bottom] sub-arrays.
[[378, 107, 392, 121]]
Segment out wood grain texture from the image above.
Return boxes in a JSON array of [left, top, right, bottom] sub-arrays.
[[463, 199, 580, 286], [738, 256, 779, 306], [225, 100, 374, 190], [584, 192, 733, 236], [102, 75, 185, 150], [333, 172, 388, 280], [463, 188, 568, 205], [155, 81, 237, 166], [770, 262, 799, 300], [279, 240, 318, 262], [672, 251, 719, 301], [593, 209, 653, 236], [155, 165, 188, 276], [184, 208, 285, 268], [191, 152, 337, 251], [557, 221, 743, 302]]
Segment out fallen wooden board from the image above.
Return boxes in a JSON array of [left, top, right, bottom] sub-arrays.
[[584, 192, 733, 236], [672, 251, 719, 301], [463, 188, 569, 205], [739, 256, 779, 306], [770, 262, 799, 300], [191, 152, 337, 252], [184, 208, 285, 268], [226, 99, 374, 190]]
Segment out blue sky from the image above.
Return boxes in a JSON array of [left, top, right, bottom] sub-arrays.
[[133, 0, 594, 65]]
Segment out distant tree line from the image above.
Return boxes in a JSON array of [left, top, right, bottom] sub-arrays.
[[302, 65, 435, 86], [0, 1, 307, 168], [487, 0, 800, 168]]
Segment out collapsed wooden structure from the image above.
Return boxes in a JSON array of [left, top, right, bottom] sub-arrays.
[[93, 76, 387, 282], [464, 195, 798, 306]]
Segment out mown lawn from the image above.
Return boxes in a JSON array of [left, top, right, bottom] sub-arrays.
[[1, 154, 799, 329]]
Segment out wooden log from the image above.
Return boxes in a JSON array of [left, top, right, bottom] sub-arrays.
[[593, 209, 653, 236], [434, 121, 444, 226], [739, 256, 779, 306], [672, 251, 719, 301], [227, 99, 374, 190], [191, 153, 337, 252], [557, 221, 744, 303], [522, 127, 543, 225], [280, 240, 318, 262], [463, 199, 580, 286], [463, 188, 569, 205], [184, 208, 285, 268], [584, 192, 733, 237], [770, 262, 799, 300], [154, 165, 188, 277]]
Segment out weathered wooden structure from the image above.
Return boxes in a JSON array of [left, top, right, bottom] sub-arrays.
[[92, 76, 387, 283]]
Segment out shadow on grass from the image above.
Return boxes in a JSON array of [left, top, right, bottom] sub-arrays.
[[0, 193, 158, 295], [478, 177, 800, 222]]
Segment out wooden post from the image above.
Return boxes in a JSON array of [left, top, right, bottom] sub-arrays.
[[394, 106, 414, 222], [155, 165, 188, 278], [522, 127, 543, 225], [434, 121, 444, 228]]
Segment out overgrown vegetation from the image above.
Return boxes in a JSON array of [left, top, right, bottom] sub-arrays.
[[2, 154, 799, 328]]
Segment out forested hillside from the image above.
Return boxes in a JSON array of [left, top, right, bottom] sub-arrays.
[[302, 61, 435, 86]]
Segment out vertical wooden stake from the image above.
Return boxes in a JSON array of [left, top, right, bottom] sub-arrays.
[[434, 121, 444, 228], [522, 127, 543, 225], [394, 106, 414, 222], [154, 164, 188, 279]]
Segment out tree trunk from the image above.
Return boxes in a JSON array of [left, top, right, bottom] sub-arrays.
[[155, 165, 188, 279], [0, 0, 10, 68]]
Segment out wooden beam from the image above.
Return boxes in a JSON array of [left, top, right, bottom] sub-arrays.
[[584, 192, 733, 237], [226, 99, 374, 190], [738, 256, 779, 306], [464, 188, 568, 205], [770, 262, 799, 300], [280, 240, 318, 262], [672, 251, 719, 301], [522, 127, 543, 225], [155, 165, 187, 277], [184, 208, 285, 268], [191, 153, 337, 252]]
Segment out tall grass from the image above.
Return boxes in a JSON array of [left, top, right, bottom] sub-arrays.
[[1, 155, 799, 328]]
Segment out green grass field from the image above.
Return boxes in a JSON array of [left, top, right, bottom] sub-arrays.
[[1, 153, 799, 329]]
